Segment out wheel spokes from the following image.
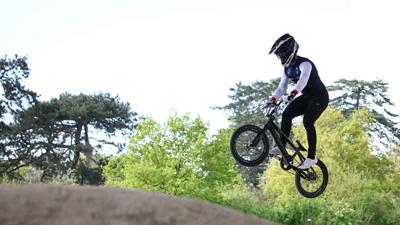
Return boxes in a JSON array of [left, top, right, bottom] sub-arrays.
[[236, 131, 264, 161], [299, 167, 323, 192]]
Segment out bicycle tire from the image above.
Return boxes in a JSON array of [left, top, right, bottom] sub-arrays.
[[230, 125, 269, 167], [295, 159, 328, 198]]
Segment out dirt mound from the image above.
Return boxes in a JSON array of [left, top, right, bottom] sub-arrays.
[[0, 184, 280, 225]]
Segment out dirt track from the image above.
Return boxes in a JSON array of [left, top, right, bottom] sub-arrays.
[[0, 184, 280, 225]]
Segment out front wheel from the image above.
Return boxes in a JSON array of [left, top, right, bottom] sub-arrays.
[[295, 160, 329, 198], [230, 125, 270, 167]]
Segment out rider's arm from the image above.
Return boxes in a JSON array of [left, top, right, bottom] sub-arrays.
[[293, 61, 312, 93], [272, 72, 288, 100]]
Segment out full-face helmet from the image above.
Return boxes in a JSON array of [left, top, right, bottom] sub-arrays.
[[269, 33, 299, 67]]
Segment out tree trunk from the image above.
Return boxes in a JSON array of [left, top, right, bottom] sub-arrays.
[[355, 86, 364, 110], [72, 124, 82, 169], [82, 124, 93, 168]]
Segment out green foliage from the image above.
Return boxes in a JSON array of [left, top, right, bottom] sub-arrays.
[[72, 157, 107, 185], [103, 107, 399, 224], [324, 202, 365, 225], [328, 79, 399, 151], [211, 180, 276, 220], [199, 128, 238, 187], [0, 55, 38, 118], [351, 187, 400, 225], [388, 146, 400, 178], [54, 92, 137, 134], [104, 112, 238, 198], [270, 196, 327, 225], [0, 166, 78, 185]]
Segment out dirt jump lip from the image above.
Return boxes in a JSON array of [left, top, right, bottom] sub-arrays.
[[0, 184, 280, 225]]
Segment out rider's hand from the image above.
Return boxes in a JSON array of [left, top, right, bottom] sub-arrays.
[[266, 96, 277, 106], [282, 94, 292, 103], [282, 90, 299, 103]]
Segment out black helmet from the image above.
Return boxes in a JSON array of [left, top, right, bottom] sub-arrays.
[[269, 33, 299, 67]]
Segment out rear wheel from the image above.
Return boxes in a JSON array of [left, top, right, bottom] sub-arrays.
[[295, 160, 328, 198], [230, 125, 269, 167]]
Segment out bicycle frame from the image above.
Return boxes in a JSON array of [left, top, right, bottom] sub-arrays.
[[259, 101, 307, 168]]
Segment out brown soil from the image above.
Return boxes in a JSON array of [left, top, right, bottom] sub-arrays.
[[0, 184, 280, 225]]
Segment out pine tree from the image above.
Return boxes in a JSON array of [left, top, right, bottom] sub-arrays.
[[328, 78, 399, 152]]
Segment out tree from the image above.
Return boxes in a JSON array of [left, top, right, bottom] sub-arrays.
[[200, 127, 239, 189], [328, 79, 399, 152], [53, 93, 137, 168], [1, 92, 137, 182], [214, 78, 281, 127], [0, 55, 38, 117], [104, 113, 238, 198], [1, 55, 38, 178]]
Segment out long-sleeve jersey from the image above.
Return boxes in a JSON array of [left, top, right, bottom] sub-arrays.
[[272, 56, 327, 99]]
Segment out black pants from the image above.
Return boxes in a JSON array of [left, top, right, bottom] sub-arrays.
[[280, 91, 329, 159]]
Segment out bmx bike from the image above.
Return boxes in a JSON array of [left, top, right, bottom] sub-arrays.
[[230, 100, 328, 198]]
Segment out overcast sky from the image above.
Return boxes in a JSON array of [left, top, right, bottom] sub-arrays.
[[1, 0, 399, 134]]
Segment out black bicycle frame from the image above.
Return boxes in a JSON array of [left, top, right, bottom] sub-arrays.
[[258, 102, 308, 166]]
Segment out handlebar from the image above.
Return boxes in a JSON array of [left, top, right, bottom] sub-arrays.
[[261, 100, 283, 117]]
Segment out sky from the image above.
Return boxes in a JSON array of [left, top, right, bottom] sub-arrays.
[[1, 0, 400, 134]]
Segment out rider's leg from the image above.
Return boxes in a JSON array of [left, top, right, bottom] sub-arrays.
[[270, 97, 306, 157], [280, 95, 308, 147], [302, 92, 329, 159]]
